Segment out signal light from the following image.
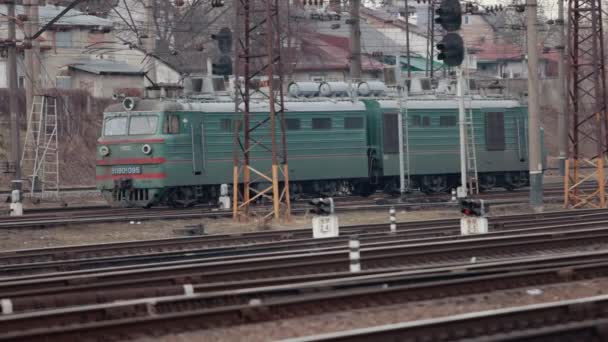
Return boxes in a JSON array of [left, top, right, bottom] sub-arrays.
[[459, 199, 488, 217], [436, 32, 464, 67], [435, 0, 462, 32], [309, 198, 335, 216], [212, 27, 232, 54], [212, 55, 233, 76]]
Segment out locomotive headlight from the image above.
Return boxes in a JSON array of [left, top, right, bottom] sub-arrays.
[[142, 144, 153, 155], [99, 145, 110, 156]]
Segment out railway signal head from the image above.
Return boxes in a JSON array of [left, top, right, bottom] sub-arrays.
[[436, 33, 464, 67], [212, 55, 233, 76], [435, 0, 462, 32], [309, 198, 335, 216], [212, 27, 232, 54], [460, 199, 487, 217]]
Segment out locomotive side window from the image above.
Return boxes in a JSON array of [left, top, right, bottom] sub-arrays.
[[129, 115, 159, 135], [104, 116, 128, 136], [422, 116, 431, 127], [383, 113, 399, 153], [485, 112, 506, 151], [344, 117, 364, 129], [163, 115, 180, 134], [286, 118, 301, 130], [411, 115, 421, 127], [220, 119, 232, 132], [440, 116, 457, 127], [312, 118, 332, 130]]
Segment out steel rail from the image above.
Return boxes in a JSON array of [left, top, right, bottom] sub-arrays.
[[5, 258, 608, 340], [3, 208, 608, 267], [283, 295, 608, 342], [6, 249, 608, 314], [3, 227, 608, 300], [6, 214, 608, 277]]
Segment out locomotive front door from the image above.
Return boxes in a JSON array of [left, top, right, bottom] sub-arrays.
[[190, 123, 205, 175], [382, 113, 399, 154]]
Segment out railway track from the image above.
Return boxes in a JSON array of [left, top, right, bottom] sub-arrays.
[[3, 209, 608, 341], [1, 207, 607, 269], [3, 222, 608, 311], [287, 295, 608, 342], [4, 250, 608, 340], [0, 181, 578, 229]]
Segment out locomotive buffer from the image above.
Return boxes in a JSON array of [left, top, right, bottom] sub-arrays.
[[309, 198, 339, 238]]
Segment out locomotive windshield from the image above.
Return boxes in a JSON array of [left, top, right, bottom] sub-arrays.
[[129, 115, 159, 135], [103, 116, 128, 136], [103, 115, 159, 136]]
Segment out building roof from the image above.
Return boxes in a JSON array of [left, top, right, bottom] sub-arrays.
[[473, 41, 524, 62], [0, 4, 112, 28], [359, 6, 427, 37], [296, 33, 385, 72], [68, 60, 145, 75]]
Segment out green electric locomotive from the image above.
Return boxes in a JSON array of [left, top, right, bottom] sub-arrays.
[[96, 86, 535, 207]]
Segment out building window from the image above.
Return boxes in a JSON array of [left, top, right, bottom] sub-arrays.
[[422, 116, 431, 127], [439, 116, 457, 127], [312, 118, 331, 129], [286, 118, 301, 130], [164, 114, 180, 134], [55, 31, 73, 48], [344, 117, 364, 129], [220, 118, 232, 132]]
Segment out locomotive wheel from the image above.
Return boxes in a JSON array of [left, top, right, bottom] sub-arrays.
[[354, 181, 375, 197], [479, 174, 497, 192], [504, 171, 528, 190], [420, 175, 448, 194]]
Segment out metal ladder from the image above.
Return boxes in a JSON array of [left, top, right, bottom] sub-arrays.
[[465, 107, 479, 195], [21, 95, 60, 197]]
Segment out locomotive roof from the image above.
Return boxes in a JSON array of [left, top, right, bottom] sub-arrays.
[[104, 96, 523, 114], [104, 99, 367, 113], [377, 98, 523, 109]]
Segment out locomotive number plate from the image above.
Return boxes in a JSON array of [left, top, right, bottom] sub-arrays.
[[111, 166, 142, 175]]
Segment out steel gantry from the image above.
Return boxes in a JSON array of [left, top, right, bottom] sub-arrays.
[[232, 0, 291, 222], [564, 0, 608, 208]]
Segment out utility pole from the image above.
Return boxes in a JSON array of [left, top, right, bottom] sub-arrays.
[[556, 0, 567, 176], [24, 0, 40, 118], [144, 0, 157, 84], [457, 67, 467, 198], [349, 0, 362, 81], [7, 1, 22, 199], [404, 0, 411, 78], [396, 55, 406, 197], [526, 0, 543, 209]]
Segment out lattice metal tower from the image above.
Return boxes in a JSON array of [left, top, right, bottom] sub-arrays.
[[232, 0, 291, 221], [564, 0, 608, 208], [21, 95, 60, 198]]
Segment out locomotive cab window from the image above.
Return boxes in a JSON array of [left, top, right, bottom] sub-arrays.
[[129, 115, 159, 135], [286, 118, 301, 130], [485, 112, 506, 151], [344, 117, 364, 129], [312, 118, 332, 130], [104, 116, 128, 136], [164, 114, 180, 134]]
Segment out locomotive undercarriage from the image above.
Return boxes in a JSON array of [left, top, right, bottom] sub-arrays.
[[104, 170, 529, 208]]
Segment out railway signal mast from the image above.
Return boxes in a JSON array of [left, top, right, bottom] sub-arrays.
[[434, 0, 466, 198]]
